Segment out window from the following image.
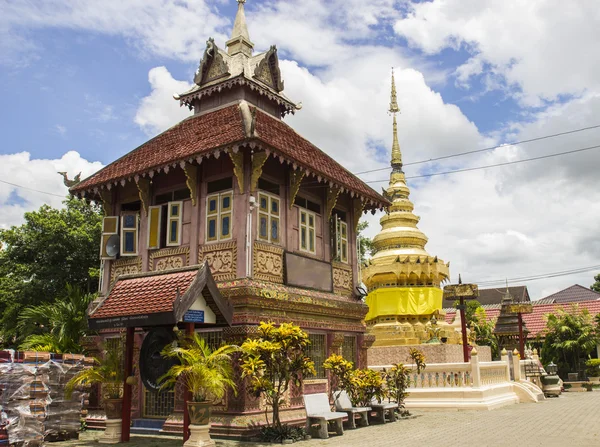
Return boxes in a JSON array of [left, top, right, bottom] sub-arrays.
[[198, 330, 223, 351], [147, 206, 162, 249], [294, 196, 321, 214], [166, 201, 183, 246], [332, 212, 349, 263], [121, 213, 139, 256], [258, 192, 280, 244], [307, 334, 326, 379], [342, 336, 357, 367], [206, 190, 233, 242], [299, 208, 316, 254]]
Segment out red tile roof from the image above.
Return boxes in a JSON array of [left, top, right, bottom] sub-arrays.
[[90, 269, 198, 319], [445, 301, 600, 338], [74, 105, 246, 193], [72, 103, 387, 206], [254, 109, 384, 203]]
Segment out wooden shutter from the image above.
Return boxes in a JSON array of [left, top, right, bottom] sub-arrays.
[[100, 216, 118, 259], [147, 205, 162, 249]]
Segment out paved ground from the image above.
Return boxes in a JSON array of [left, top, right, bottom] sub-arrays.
[[66, 391, 599, 447]]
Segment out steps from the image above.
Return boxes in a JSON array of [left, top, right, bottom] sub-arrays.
[[130, 418, 168, 435]]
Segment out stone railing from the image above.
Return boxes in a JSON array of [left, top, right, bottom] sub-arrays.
[[371, 348, 513, 389]]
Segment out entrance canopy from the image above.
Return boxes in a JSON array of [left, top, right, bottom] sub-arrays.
[[88, 262, 232, 330]]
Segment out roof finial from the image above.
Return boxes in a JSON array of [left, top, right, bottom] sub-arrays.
[[389, 68, 402, 169], [227, 0, 254, 56]]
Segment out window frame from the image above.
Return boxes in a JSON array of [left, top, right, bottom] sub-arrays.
[[257, 191, 281, 244], [298, 208, 317, 255], [166, 201, 183, 247], [120, 212, 139, 256], [206, 190, 233, 243], [333, 213, 349, 264]]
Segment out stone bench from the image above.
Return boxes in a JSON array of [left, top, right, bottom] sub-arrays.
[[564, 381, 592, 392], [333, 391, 370, 429], [370, 400, 398, 423], [303, 393, 347, 439]]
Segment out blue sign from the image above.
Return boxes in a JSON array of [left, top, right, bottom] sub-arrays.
[[183, 310, 205, 323]]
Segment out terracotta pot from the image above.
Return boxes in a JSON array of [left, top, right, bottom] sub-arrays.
[[187, 401, 211, 426], [104, 398, 123, 419]]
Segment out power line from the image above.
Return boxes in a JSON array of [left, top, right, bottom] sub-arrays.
[[354, 123, 600, 176], [363, 143, 600, 183], [473, 264, 600, 287], [0, 179, 66, 198]]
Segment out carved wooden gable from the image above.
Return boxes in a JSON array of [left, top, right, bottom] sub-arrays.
[[194, 38, 230, 86], [253, 45, 284, 92]]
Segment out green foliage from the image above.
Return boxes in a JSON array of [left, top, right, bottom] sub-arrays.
[[585, 359, 600, 377], [240, 322, 315, 428], [453, 299, 483, 324], [409, 348, 426, 374], [66, 339, 125, 399], [471, 307, 499, 358], [323, 354, 385, 407], [259, 425, 307, 443], [382, 363, 411, 408], [159, 333, 238, 402], [541, 305, 599, 379], [592, 273, 600, 293], [18, 284, 96, 353], [357, 221, 374, 264], [0, 196, 102, 348]]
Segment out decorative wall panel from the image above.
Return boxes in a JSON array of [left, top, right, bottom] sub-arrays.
[[199, 241, 237, 281], [110, 257, 142, 284], [332, 261, 353, 297], [149, 246, 190, 272], [253, 241, 284, 283]]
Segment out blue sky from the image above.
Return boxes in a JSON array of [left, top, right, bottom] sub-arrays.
[[1, 0, 599, 298]]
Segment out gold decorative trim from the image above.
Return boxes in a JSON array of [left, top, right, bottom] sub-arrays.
[[199, 241, 237, 281], [183, 164, 199, 206], [149, 246, 190, 272], [229, 151, 245, 194], [250, 152, 268, 192], [253, 241, 284, 284], [136, 178, 151, 216], [110, 257, 142, 284], [288, 170, 305, 210], [353, 198, 363, 232], [99, 189, 113, 216], [333, 262, 353, 295], [325, 186, 340, 220]]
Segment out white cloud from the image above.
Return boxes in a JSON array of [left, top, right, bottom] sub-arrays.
[[0, 151, 103, 229], [134, 67, 192, 136], [1, 0, 230, 63], [394, 0, 600, 105]]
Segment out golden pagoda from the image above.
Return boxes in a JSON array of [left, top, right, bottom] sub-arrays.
[[362, 70, 460, 346]]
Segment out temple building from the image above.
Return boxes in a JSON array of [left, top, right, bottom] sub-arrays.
[[362, 71, 459, 347], [70, 0, 388, 439]]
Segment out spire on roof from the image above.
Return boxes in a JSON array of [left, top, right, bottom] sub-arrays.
[[389, 68, 402, 169], [226, 0, 254, 57]]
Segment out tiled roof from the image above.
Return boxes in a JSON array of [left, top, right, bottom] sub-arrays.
[[90, 269, 198, 319], [254, 109, 384, 203], [73, 105, 246, 193], [475, 286, 530, 305], [444, 300, 600, 338], [537, 284, 600, 304], [72, 103, 387, 206]]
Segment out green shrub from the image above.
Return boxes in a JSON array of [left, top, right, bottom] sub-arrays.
[[585, 359, 600, 377]]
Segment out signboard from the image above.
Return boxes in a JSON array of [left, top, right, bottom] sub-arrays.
[[284, 252, 333, 292], [443, 283, 479, 300], [88, 311, 174, 329], [184, 310, 205, 323], [507, 304, 533, 314]]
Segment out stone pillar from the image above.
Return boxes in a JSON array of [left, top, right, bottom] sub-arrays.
[[512, 349, 522, 382], [358, 334, 375, 369], [500, 348, 511, 382], [470, 348, 481, 388]]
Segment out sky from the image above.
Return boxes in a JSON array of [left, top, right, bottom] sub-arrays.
[[1, 0, 599, 300]]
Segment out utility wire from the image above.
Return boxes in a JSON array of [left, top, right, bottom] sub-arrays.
[[363, 143, 600, 183], [472, 264, 600, 287], [354, 123, 600, 176], [0, 179, 66, 198]]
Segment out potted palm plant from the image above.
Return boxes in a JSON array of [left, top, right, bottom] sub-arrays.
[[159, 333, 238, 447], [65, 340, 124, 443]]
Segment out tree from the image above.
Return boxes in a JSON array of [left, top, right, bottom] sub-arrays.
[[18, 284, 96, 354], [357, 221, 374, 264], [453, 299, 483, 324], [471, 307, 498, 359], [240, 322, 315, 429], [592, 273, 600, 293], [0, 196, 102, 348], [541, 305, 599, 379]]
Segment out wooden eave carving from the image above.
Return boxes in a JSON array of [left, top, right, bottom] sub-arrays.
[[325, 186, 341, 220], [250, 152, 269, 192], [99, 188, 113, 216], [229, 151, 245, 193], [183, 164, 199, 206], [288, 170, 305, 209], [136, 177, 151, 216]]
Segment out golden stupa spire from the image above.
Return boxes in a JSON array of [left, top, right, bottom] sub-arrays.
[[389, 69, 402, 168]]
